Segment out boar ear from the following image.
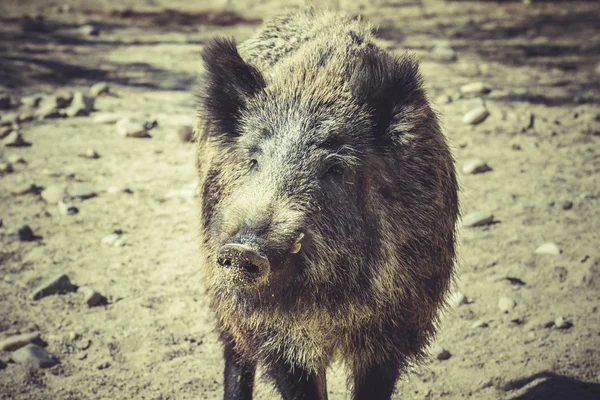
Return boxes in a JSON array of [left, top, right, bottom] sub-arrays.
[[200, 38, 266, 136], [351, 47, 426, 141]]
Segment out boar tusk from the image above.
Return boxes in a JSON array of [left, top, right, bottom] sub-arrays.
[[291, 233, 304, 254]]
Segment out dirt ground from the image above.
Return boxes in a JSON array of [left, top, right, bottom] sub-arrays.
[[1, 0, 599, 399]]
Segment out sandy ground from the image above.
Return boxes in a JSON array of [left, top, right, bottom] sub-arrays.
[[1, 0, 599, 399]]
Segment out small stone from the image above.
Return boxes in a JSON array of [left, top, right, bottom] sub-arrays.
[[68, 185, 97, 200], [460, 82, 492, 97], [35, 104, 63, 119], [78, 286, 102, 307], [560, 200, 573, 210], [0, 112, 19, 126], [176, 125, 194, 142], [32, 274, 75, 300], [462, 211, 494, 227], [0, 125, 13, 139], [11, 183, 39, 195], [535, 242, 561, 256], [12, 344, 59, 369], [79, 24, 99, 36], [430, 344, 451, 360], [462, 159, 492, 174], [20, 93, 43, 108], [19, 112, 34, 123], [116, 117, 151, 138], [463, 106, 490, 125], [554, 316, 572, 330], [430, 45, 457, 62], [64, 91, 94, 117], [6, 154, 26, 164], [3, 131, 31, 147], [17, 225, 35, 241], [53, 91, 73, 108], [0, 162, 13, 174], [0, 93, 10, 109], [449, 292, 468, 308], [498, 297, 517, 313], [58, 199, 78, 215], [97, 360, 111, 370], [0, 332, 45, 352], [79, 149, 100, 159], [113, 237, 126, 247], [435, 94, 452, 105], [92, 113, 122, 124], [471, 320, 489, 329], [101, 233, 120, 246], [89, 82, 109, 97], [41, 184, 66, 204]]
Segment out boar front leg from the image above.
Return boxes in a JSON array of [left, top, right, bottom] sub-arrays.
[[267, 356, 328, 400], [223, 336, 256, 400], [352, 360, 400, 400]]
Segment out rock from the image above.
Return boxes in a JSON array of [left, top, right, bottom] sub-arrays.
[[58, 199, 78, 215], [41, 184, 66, 204], [6, 154, 26, 164], [35, 104, 63, 119], [0, 332, 45, 352], [0, 93, 10, 109], [463, 106, 490, 125], [19, 112, 34, 123], [449, 292, 468, 308], [78, 286, 102, 307], [0, 125, 13, 139], [462, 211, 494, 227], [430, 45, 457, 62], [471, 320, 489, 329], [3, 131, 31, 147], [32, 274, 75, 301], [97, 360, 111, 370], [64, 91, 94, 117], [176, 125, 194, 142], [12, 344, 59, 369], [89, 82, 109, 97], [535, 242, 561, 256], [0, 162, 13, 174], [498, 297, 516, 313], [430, 344, 451, 360], [52, 91, 73, 108], [17, 225, 35, 241], [554, 316, 572, 330], [92, 113, 122, 124], [79, 24, 99, 36], [20, 93, 43, 108], [460, 82, 492, 97], [101, 233, 121, 246], [560, 200, 573, 210], [79, 149, 100, 159], [0, 112, 19, 126], [462, 158, 492, 174], [11, 183, 39, 195], [68, 185, 97, 200], [116, 117, 151, 138], [435, 94, 452, 105]]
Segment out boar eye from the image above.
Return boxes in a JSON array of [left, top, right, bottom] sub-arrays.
[[249, 159, 258, 170], [322, 163, 344, 179]]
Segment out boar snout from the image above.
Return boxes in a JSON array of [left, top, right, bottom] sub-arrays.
[[217, 243, 270, 286]]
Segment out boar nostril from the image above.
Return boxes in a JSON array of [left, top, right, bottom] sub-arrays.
[[217, 256, 232, 268], [217, 243, 270, 284]]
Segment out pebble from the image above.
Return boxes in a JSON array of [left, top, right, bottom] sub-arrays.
[[19, 112, 34, 122], [430, 344, 452, 360], [554, 316, 572, 330], [535, 242, 561, 256], [68, 185, 97, 200], [79, 149, 100, 159], [92, 113, 122, 124], [0, 112, 20, 125], [176, 125, 194, 142], [58, 199, 79, 215], [78, 286, 103, 307], [449, 291, 468, 308], [0, 93, 10, 109], [559, 200, 573, 210], [12, 344, 59, 369], [11, 183, 39, 195], [97, 360, 111, 370], [430, 45, 457, 62], [32, 274, 75, 301], [0, 332, 45, 352], [35, 103, 63, 119], [471, 320, 489, 329], [65, 91, 94, 117], [6, 154, 26, 164], [51, 91, 73, 108], [498, 297, 517, 313], [79, 24, 99, 36], [462, 158, 492, 174], [101, 233, 121, 246], [463, 106, 490, 125], [460, 82, 492, 97], [434, 94, 453, 105], [116, 117, 151, 138], [462, 211, 494, 227], [90, 82, 109, 97], [41, 184, 66, 204], [3, 131, 31, 147], [0, 125, 13, 139], [0, 162, 13, 174], [20, 93, 43, 108], [17, 225, 35, 241]]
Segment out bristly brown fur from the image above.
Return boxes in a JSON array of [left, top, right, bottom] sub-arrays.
[[196, 8, 459, 399]]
